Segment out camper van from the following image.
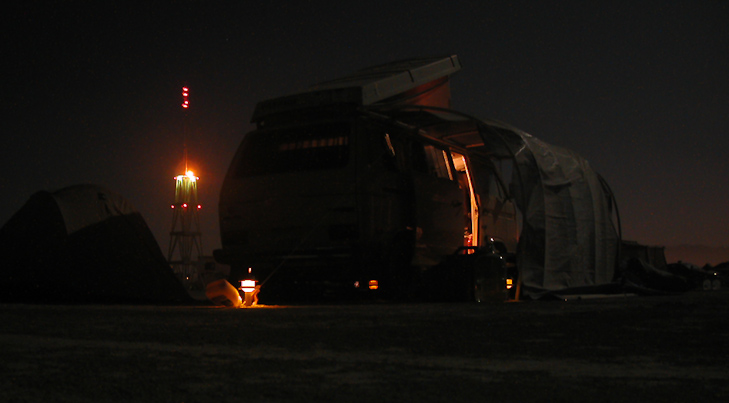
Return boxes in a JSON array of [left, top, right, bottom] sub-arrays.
[[215, 56, 521, 301], [215, 55, 619, 301]]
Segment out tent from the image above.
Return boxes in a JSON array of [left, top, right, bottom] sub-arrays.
[[0, 185, 193, 303], [367, 107, 622, 298], [503, 129, 620, 296], [439, 118, 621, 297]]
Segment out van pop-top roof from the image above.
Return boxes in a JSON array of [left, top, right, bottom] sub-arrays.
[[251, 55, 461, 122]]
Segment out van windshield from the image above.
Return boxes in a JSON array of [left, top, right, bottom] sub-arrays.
[[235, 122, 351, 177]]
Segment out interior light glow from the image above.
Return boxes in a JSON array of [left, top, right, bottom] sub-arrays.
[[368, 280, 379, 290]]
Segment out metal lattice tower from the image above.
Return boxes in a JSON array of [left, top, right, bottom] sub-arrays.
[[168, 171, 203, 286], [168, 86, 203, 287]]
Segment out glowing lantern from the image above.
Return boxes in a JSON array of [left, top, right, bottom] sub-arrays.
[[506, 278, 514, 290], [238, 268, 260, 307], [368, 280, 379, 290], [240, 280, 256, 293]]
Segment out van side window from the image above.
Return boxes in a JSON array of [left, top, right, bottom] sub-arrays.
[[412, 142, 454, 180], [235, 122, 351, 177], [411, 142, 428, 174]]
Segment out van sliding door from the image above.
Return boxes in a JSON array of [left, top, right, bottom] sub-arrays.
[[410, 141, 465, 266]]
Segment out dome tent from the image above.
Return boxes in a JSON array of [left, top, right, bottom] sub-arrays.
[[0, 185, 193, 303]]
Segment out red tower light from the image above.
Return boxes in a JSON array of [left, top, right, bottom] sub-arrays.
[[182, 87, 190, 109]]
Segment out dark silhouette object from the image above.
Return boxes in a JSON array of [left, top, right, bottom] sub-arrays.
[[0, 185, 192, 304]]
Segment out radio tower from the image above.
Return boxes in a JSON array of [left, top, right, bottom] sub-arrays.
[[168, 86, 203, 288]]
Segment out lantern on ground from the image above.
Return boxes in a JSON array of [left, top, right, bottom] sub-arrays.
[[239, 279, 260, 306], [239, 267, 260, 307]]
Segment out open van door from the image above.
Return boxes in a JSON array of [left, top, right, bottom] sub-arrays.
[[409, 140, 465, 267]]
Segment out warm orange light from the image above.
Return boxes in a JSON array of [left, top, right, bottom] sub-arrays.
[[506, 278, 514, 290], [205, 279, 242, 308], [184, 171, 199, 181], [368, 280, 379, 290], [240, 279, 257, 293], [175, 172, 198, 182], [239, 277, 260, 307]]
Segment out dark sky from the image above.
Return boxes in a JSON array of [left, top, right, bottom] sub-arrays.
[[4, 1, 728, 255]]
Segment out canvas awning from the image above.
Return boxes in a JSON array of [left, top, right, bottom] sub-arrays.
[[369, 109, 621, 297]]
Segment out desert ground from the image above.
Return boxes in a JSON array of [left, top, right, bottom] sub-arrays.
[[2, 290, 728, 402]]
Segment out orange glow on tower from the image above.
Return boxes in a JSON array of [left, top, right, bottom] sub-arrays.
[[168, 85, 203, 288], [168, 169, 203, 286]]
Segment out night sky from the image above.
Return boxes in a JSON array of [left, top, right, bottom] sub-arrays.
[[4, 1, 728, 260]]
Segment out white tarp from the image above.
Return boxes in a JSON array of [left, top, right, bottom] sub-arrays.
[[509, 131, 619, 296]]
